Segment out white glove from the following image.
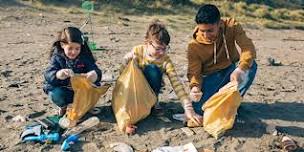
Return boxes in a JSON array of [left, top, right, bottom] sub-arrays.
[[56, 69, 73, 80], [86, 70, 98, 83], [183, 99, 203, 125], [123, 51, 134, 65], [230, 67, 248, 84]]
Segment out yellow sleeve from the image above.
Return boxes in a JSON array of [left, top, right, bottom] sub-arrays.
[[132, 45, 145, 68], [163, 57, 189, 101], [187, 43, 203, 89], [234, 22, 256, 70]]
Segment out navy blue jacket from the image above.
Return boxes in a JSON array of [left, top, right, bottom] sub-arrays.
[[43, 50, 102, 94]]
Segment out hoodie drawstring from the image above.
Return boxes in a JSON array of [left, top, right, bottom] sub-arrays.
[[213, 41, 217, 64], [213, 34, 230, 64], [223, 34, 230, 60]]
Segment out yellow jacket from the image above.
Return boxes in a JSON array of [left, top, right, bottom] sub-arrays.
[[127, 45, 189, 101], [187, 18, 256, 89]]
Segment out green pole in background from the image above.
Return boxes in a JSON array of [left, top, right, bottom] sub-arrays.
[[81, 1, 97, 50]]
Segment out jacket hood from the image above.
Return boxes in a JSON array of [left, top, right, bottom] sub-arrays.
[[192, 20, 230, 64]]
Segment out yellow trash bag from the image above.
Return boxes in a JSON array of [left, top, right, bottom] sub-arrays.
[[202, 82, 241, 139], [67, 75, 110, 121], [112, 60, 157, 132]]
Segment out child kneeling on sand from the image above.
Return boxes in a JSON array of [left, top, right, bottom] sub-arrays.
[[122, 19, 202, 134], [43, 26, 102, 116]]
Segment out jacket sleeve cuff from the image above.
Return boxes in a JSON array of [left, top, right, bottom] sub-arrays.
[[238, 62, 250, 71], [189, 82, 200, 89], [95, 69, 102, 83]]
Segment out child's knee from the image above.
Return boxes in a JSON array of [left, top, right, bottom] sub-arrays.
[[48, 88, 68, 107], [144, 64, 162, 78]]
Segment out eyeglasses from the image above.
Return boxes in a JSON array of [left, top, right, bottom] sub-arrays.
[[150, 42, 170, 52]]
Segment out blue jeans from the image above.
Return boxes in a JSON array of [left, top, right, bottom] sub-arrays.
[[48, 87, 74, 108], [143, 64, 163, 97], [193, 61, 258, 115]]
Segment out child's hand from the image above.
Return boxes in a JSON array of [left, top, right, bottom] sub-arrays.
[[123, 51, 134, 66], [86, 70, 98, 83], [56, 69, 73, 80]]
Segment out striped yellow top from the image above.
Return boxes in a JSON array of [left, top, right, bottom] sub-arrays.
[[131, 45, 189, 101]]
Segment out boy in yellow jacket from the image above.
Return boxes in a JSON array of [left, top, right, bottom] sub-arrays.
[[187, 4, 257, 115]]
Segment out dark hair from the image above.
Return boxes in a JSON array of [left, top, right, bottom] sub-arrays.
[[195, 4, 221, 24], [49, 26, 95, 61], [144, 19, 170, 45]]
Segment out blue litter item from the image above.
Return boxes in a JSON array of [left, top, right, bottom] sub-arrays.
[[61, 134, 79, 151], [22, 133, 60, 143], [20, 125, 42, 140]]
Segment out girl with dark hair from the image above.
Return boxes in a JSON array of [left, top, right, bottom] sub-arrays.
[[43, 26, 102, 116]]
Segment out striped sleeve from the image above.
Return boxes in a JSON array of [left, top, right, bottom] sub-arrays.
[[133, 45, 145, 68], [163, 57, 189, 101]]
